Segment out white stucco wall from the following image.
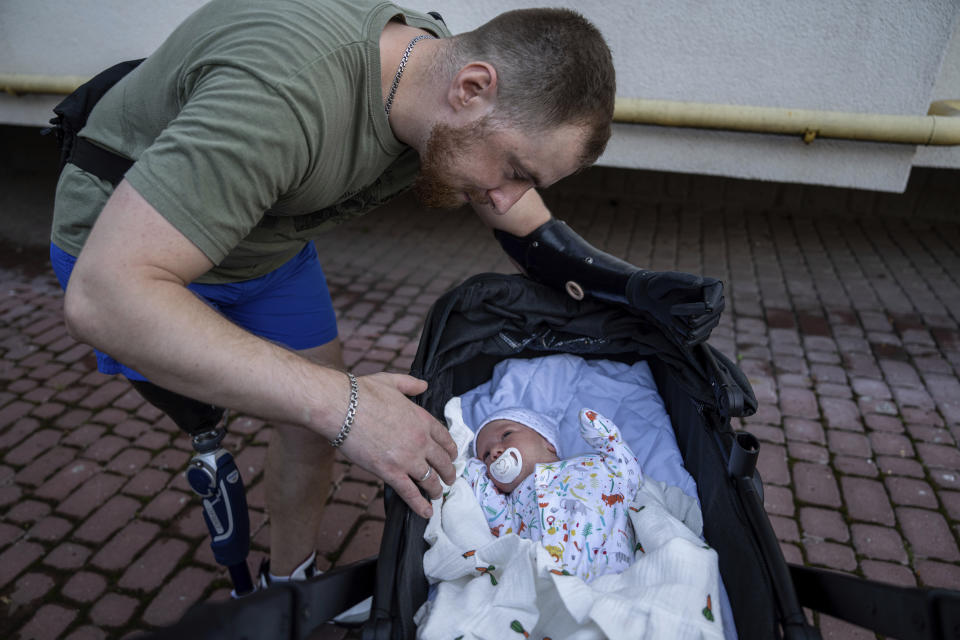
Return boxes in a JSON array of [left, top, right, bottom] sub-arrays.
[[914, 15, 960, 170], [2, 0, 958, 191]]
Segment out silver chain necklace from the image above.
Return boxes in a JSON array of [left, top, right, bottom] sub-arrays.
[[384, 34, 434, 117]]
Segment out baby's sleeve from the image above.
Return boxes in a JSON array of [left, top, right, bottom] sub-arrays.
[[579, 409, 642, 485], [463, 458, 509, 523]]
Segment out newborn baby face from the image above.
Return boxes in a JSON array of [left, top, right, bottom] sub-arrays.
[[476, 419, 559, 493]]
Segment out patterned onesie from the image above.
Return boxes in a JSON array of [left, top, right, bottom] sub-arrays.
[[464, 409, 642, 582]]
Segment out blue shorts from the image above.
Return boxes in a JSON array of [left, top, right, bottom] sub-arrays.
[[49, 242, 338, 382]]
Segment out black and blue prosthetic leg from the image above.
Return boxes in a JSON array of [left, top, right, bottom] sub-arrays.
[[130, 381, 256, 597]]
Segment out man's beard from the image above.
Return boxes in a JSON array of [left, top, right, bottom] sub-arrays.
[[413, 118, 491, 209]]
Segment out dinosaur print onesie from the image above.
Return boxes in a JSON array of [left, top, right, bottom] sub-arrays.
[[464, 409, 642, 582]]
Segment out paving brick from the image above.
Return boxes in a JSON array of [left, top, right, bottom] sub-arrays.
[[0, 400, 33, 430], [63, 626, 108, 640], [57, 472, 126, 518], [762, 484, 795, 517], [150, 447, 190, 471], [832, 456, 879, 478], [0, 539, 44, 588], [885, 477, 938, 509], [43, 542, 92, 570], [335, 518, 384, 566], [916, 560, 960, 589], [819, 397, 862, 431], [82, 435, 130, 462], [78, 379, 130, 409], [815, 382, 851, 399], [930, 468, 960, 490], [119, 537, 190, 591], [825, 430, 870, 457], [89, 592, 140, 628], [778, 372, 812, 389], [787, 441, 830, 464], [141, 566, 217, 627], [850, 524, 908, 562], [860, 559, 916, 587], [893, 386, 937, 412], [809, 364, 847, 385], [61, 571, 108, 603], [792, 462, 841, 507], [34, 459, 101, 501], [26, 515, 74, 542], [868, 432, 914, 458], [901, 407, 945, 426], [106, 448, 152, 476], [940, 491, 960, 521], [15, 445, 77, 487], [61, 423, 106, 448], [0, 521, 24, 548], [756, 443, 790, 485], [140, 489, 191, 522], [9, 571, 55, 607], [783, 418, 825, 444], [779, 387, 819, 419], [804, 540, 857, 571], [316, 502, 365, 555], [91, 520, 161, 571], [875, 456, 925, 478], [905, 424, 954, 445], [799, 507, 849, 542], [73, 494, 140, 544], [915, 442, 960, 469], [121, 467, 172, 498], [863, 413, 903, 433], [857, 396, 899, 417], [898, 507, 960, 561], [5, 498, 51, 524], [17, 603, 77, 640], [842, 477, 895, 525], [4, 428, 60, 466]]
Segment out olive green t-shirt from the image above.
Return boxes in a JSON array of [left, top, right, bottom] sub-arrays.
[[52, 0, 449, 283]]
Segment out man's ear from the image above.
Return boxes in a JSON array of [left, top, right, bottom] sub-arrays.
[[447, 61, 497, 113]]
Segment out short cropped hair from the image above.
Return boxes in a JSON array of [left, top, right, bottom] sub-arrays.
[[445, 8, 616, 166]]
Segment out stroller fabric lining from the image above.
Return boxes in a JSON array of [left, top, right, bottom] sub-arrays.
[[414, 354, 737, 640], [458, 353, 698, 500]]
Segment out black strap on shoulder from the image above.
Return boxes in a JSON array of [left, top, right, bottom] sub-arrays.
[[47, 58, 144, 182], [70, 138, 135, 187], [790, 564, 960, 639]]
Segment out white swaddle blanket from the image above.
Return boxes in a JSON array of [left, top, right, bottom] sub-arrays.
[[414, 392, 727, 640]]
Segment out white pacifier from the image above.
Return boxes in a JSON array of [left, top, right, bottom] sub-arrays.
[[489, 447, 523, 483]]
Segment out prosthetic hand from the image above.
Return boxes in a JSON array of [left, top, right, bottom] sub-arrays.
[[494, 219, 724, 347]]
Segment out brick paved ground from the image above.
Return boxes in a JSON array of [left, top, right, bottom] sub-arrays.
[[2, 167, 960, 639]]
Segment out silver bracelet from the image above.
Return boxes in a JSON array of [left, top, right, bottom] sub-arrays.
[[330, 372, 358, 448]]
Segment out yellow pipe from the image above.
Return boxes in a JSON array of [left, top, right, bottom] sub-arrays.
[[1, 73, 92, 97], [3, 73, 959, 146], [614, 97, 960, 146]]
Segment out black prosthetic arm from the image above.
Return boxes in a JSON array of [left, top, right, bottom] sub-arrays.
[[494, 218, 725, 347]]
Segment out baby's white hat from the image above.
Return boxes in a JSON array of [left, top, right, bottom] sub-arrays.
[[473, 407, 562, 458]]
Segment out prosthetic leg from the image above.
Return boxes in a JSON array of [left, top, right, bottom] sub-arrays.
[[130, 381, 256, 597], [495, 219, 725, 347]]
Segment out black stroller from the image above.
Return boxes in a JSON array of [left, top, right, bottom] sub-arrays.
[[146, 273, 960, 640]]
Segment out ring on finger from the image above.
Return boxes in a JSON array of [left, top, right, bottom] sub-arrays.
[[419, 467, 432, 483]]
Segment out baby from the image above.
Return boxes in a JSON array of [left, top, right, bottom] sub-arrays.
[[463, 407, 642, 582]]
